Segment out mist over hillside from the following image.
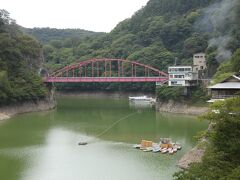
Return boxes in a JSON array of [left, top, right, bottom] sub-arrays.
[[30, 0, 239, 80]]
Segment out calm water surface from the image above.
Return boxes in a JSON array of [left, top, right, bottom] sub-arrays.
[[0, 96, 208, 180]]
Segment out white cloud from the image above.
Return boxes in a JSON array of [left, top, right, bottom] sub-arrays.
[[1, 0, 149, 32]]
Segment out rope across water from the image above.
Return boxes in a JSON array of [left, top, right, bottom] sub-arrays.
[[79, 111, 139, 144]]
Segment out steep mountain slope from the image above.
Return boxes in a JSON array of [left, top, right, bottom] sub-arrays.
[[41, 0, 239, 79], [0, 10, 47, 105], [22, 27, 104, 43]]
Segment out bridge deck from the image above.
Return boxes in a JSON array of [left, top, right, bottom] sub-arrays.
[[43, 77, 168, 83]]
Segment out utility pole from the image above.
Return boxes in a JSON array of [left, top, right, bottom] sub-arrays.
[[174, 57, 178, 66]]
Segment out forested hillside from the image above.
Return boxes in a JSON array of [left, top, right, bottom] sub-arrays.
[[22, 27, 104, 43], [40, 0, 240, 79], [0, 10, 47, 105], [174, 97, 240, 179]]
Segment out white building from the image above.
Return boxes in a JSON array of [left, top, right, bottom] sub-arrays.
[[168, 66, 198, 86]]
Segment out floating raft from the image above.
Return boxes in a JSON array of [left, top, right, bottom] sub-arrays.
[[133, 139, 181, 154]]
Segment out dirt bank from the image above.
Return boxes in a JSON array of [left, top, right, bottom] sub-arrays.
[[0, 99, 56, 121], [156, 100, 208, 115]]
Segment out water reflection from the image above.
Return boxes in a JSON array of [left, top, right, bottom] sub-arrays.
[[129, 100, 154, 109]]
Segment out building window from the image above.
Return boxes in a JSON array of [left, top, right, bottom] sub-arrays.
[[170, 75, 173, 78], [174, 75, 184, 78], [184, 68, 191, 71], [201, 66, 203, 70]]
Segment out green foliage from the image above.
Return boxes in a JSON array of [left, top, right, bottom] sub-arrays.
[[0, 9, 47, 105], [22, 27, 104, 43], [27, 0, 221, 79], [231, 48, 240, 72], [174, 97, 240, 180], [213, 48, 240, 84], [156, 85, 209, 104], [183, 33, 208, 57], [190, 86, 209, 104], [156, 86, 184, 101], [22, 0, 240, 92]]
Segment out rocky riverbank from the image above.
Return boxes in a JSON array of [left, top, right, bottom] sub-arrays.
[[156, 100, 208, 115], [0, 99, 56, 121], [177, 144, 206, 169]]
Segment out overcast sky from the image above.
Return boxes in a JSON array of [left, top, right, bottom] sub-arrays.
[[1, 0, 149, 32]]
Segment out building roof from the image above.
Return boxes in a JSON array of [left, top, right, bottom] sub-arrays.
[[221, 74, 240, 83], [208, 82, 240, 89]]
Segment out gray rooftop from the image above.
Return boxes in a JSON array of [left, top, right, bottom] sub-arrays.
[[208, 82, 240, 89]]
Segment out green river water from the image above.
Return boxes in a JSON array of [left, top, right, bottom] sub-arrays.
[[0, 95, 208, 180]]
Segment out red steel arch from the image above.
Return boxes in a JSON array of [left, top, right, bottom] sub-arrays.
[[43, 58, 168, 83]]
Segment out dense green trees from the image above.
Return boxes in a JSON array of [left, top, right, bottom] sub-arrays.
[[22, 27, 104, 43], [213, 48, 240, 83], [0, 10, 47, 105], [174, 97, 240, 179], [34, 0, 238, 76], [21, 0, 238, 91]]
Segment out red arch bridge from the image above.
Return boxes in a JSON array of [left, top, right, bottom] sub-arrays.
[[43, 59, 168, 83]]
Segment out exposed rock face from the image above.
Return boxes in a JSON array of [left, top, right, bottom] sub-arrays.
[[0, 97, 56, 121], [0, 113, 10, 121], [177, 146, 205, 169], [156, 100, 208, 115]]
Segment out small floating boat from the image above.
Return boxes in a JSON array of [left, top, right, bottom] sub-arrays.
[[152, 147, 161, 153], [175, 143, 182, 150], [161, 148, 168, 154], [78, 142, 88, 145], [173, 148, 178, 153], [168, 148, 174, 154], [143, 147, 153, 152], [133, 144, 141, 149], [129, 96, 155, 101]]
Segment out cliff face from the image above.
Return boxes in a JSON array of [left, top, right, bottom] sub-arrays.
[[0, 90, 56, 121], [156, 100, 208, 115]]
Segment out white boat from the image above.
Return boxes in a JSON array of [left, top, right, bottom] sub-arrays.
[[161, 148, 168, 154], [173, 148, 178, 152], [167, 148, 174, 154], [152, 147, 161, 153], [175, 143, 182, 150], [129, 96, 155, 101], [133, 144, 141, 149]]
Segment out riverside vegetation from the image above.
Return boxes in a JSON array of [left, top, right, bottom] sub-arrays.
[[174, 97, 240, 179], [0, 10, 47, 105]]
